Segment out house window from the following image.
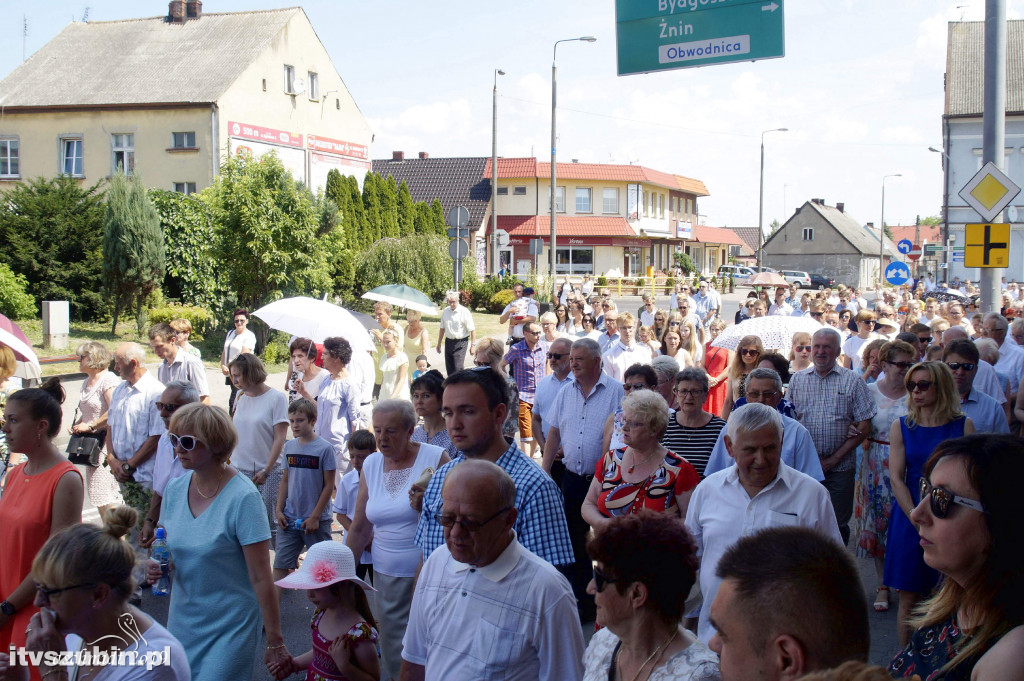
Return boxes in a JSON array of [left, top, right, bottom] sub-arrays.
[[111, 134, 135, 175], [174, 182, 197, 195], [59, 136, 84, 177], [284, 64, 296, 93], [554, 186, 565, 213], [802, 228, 814, 241], [649, 192, 655, 216], [307, 71, 319, 100], [513, 186, 527, 195], [497, 186, 508, 195], [0, 138, 18, 178], [602, 188, 618, 214], [685, 198, 692, 218], [643, 191, 648, 217], [576, 187, 592, 213], [172, 131, 196, 149], [659, 194, 664, 218]]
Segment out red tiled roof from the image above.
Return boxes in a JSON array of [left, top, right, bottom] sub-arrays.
[[496, 215, 637, 237], [888, 224, 943, 244], [694, 225, 746, 246], [483, 158, 707, 194]]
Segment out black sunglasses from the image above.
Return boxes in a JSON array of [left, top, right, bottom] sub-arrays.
[[918, 336, 932, 344], [35, 582, 96, 599], [434, 506, 511, 532], [918, 477, 985, 518], [547, 353, 567, 360], [810, 312, 824, 318], [887, 360, 914, 370], [593, 566, 620, 593], [623, 382, 649, 391], [946, 362, 977, 372], [156, 402, 182, 413], [907, 380, 933, 392]]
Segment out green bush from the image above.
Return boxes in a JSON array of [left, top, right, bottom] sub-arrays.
[[148, 303, 214, 340], [0, 263, 37, 320], [636, 277, 645, 288], [261, 330, 293, 365], [597, 275, 608, 287], [488, 289, 516, 314]]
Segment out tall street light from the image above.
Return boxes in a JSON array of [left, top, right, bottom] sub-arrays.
[[551, 36, 596, 299], [879, 173, 902, 289], [491, 68, 505, 276], [929, 146, 951, 284], [757, 127, 787, 271]]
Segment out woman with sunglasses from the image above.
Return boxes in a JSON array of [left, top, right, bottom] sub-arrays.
[[721, 335, 763, 421], [788, 331, 813, 375], [582, 511, 718, 681], [577, 313, 601, 340], [885, 361, 974, 646], [652, 309, 667, 341], [220, 309, 256, 413], [889, 434, 1024, 681], [600, 364, 658, 456], [842, 310, 878, 372], [661, 368, 727, 479], [3, 506, 190, 681], [853, 340, 914, 615], [555, 304, 570, 334], [147, 403, 290, 681]]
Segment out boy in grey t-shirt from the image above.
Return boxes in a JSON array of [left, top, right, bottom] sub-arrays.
[[273, 399, 336, 586]]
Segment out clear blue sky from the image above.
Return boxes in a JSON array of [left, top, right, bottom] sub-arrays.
[[2, 0, 1022, 232]]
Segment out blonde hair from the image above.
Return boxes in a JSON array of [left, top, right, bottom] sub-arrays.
[[0, 345, 16, 382], [169, 403, 237, 460], [169, 318, 193, 335], [373, 301, 393, 316], [903, 361, 962, 428], [729, 335, 764, 385], [788, 332, 812, 362], [475, 337, 505, 367], [618, 311, 635, 326], [75, 341, 112, 371], [32, 506, 139, 600], [679, 319, 699, 358], [621, 390, 670, 438]]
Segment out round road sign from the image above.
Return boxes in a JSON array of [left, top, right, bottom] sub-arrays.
[[448, 238, 469, 260], [446, 205, 470, 229], [897, 239, 913, 254], [907, 245, 922, 261]]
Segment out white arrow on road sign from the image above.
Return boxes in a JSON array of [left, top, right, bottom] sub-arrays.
[[885, 262, 911, 285], [762, 2, 779, 11]]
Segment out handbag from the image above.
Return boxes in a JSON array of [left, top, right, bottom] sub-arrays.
[[66, 408, 105, 467]]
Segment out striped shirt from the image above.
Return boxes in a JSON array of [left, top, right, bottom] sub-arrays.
[[504, 340, 548, 404], [659, 411, 727, 478], [546, 373, 625, 476]]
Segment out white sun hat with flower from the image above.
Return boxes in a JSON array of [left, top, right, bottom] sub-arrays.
[[273, 540, 375, 592]]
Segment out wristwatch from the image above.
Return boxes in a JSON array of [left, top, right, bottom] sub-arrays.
[[121, 462, 134, 474], [0, 600, 15, 616]]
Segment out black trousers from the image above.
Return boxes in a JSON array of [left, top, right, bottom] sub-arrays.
[[444, 336, 469, 376], [561, 469, 595, 612]]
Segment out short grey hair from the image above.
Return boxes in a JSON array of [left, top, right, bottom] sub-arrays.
[[446, 290, 459, 302], [115, 342, 146, 364], [674, 366, 709, 394], [621, 389, 670, 438], [728, 402, 783, 442], [1010, 318, 1024, 335], [539, 311, 558, 325], [164, 380, 200, 405], [651, 355, 680, 384], [974, 337, 1000, 364], [812, 327, 842, 349], [983, 312, 1009, 332], [746, 367, 783, 393], [572, 337, 601, 357], [75, 341, 112, 371], [550, 337, 573, 354], [373, 399, 417, 431]]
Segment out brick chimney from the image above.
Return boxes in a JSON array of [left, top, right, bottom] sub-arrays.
[[168, 0, 186, 23], [836, 202, 845, 213], [185, 0, 202, 19], [392, 151, 405, 161], [418, 152, 429, 159]]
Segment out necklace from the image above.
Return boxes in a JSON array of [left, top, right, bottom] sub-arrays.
[[195, 467, 226, 499], [627, 447, 662, 474], [615, 627, 679, 681]]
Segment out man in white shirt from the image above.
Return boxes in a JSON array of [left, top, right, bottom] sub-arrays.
[[638, 292, 657, 329], [436, 290, 476, 375], [348, 349, 376, 424], [768, 288, 793, 316], [401, 460, 585, 681], [531, 338, 573, 453], [693, 280, 721, 327], [685, 403, 842, 643], [983, 313, 1024, 400], [107, 343, 165, 491], [601, 312, 652, 381], [925, 273, 937, 293], [148, 322, 209, 403], [499, 282, 538, 342]]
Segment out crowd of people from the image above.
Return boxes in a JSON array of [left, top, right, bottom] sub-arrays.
[[0, 275, 1022, 681]]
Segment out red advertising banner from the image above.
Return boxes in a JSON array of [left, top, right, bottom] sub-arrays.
[[228, 121, 303, 148], [508, 236, 651, 248], [307, 135, 369, 160]]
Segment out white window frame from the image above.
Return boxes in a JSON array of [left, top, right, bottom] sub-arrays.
[[111, 133, 135, 176], [307, 71, 319, 100], [802, 228, 814, 241], [602, 187, 618, 214], [0, 137, 19, 178], [554, 186, 566, 213], [59, 135, 84, 177], [171, 131, 196, 149], [576, 187, 592, 213], [173, 182, 197, 195], [284, 64, 296, 93]]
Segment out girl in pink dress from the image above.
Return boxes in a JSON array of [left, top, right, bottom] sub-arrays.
[[274, 542, 379, 681]]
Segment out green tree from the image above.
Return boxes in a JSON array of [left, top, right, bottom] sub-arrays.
[[379, 175, 400, 238], [413, 202, 433, 235], [921, 215, 942, 226], [204, 149, 330, 318], [355, 234, 453, 303], [362, 172, 382, 244], [0, 175, 106, 320], [102, 171, 166, 334], [397, 180, 415, 235], [346, 175, 368, 249], [148, 189, 223, 311], [0, 262, 37, 319], [429, 199, 447, 236]]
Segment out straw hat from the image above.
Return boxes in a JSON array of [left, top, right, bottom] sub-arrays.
[[274, 541, 375, 592]]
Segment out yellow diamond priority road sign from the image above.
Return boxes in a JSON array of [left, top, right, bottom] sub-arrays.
[[964, 223, 1010, 268], [959, 162, 1021, 222]]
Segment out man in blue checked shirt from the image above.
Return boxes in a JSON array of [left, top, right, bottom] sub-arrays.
[[413, 367, 574, 572], [502, 321, 548, 457]]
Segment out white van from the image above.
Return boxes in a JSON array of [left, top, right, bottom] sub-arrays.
[[717, 265, 755, 280]]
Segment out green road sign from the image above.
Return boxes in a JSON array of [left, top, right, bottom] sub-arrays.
[[615, 0, 785, 76]]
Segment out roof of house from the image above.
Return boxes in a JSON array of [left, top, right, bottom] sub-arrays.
[[888, 224, 943, 245], [482, 158, 709, 195], [693, 225, 746, 246], [724, 226, 761, 255], [372, 156, 492, 229], [946, 20, 1024, 116], [496, 215, 638, 238], [765, 200, 901, 257], [0, 8, 304, 108]]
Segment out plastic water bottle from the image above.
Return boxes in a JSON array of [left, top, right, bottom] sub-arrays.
[[151, 528, 171, 596]]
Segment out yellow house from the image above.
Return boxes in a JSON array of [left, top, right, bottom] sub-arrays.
[[0, 2, 372, 194]]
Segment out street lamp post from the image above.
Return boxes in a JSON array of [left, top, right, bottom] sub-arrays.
[[757, 127, 787, 271], [929, 146, 951, 284], [551, 36, 596, 300], [879, 173, 902, 289], [491, 68, 505, 276]]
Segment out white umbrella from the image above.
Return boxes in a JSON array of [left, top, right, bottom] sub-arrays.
[[712, 315, 824, 353], [361, 285, 438, 315], [252, 297, 373, 354]]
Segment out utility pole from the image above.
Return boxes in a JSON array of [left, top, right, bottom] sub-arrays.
[[980, 0, 1006, 314]]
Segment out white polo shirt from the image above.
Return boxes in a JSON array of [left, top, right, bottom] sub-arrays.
[[601, 341, 653, 382], [107, 371, 166, 486]]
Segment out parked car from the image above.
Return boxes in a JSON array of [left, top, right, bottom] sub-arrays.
[[809, 273, 836, 289], [717, 265, 755, 281], [752, 266, 777, 273], [779, 270, 812, 288]]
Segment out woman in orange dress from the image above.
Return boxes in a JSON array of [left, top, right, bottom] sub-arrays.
[[0, 378, 83, 676], [702, 319, 732, 417]]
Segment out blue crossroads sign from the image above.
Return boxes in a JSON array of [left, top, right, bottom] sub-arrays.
[[885, 262, 912, 286]]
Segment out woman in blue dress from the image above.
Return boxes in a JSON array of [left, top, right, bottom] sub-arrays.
[[147, 403, 290, 681], [885, 361, 974, 648]]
